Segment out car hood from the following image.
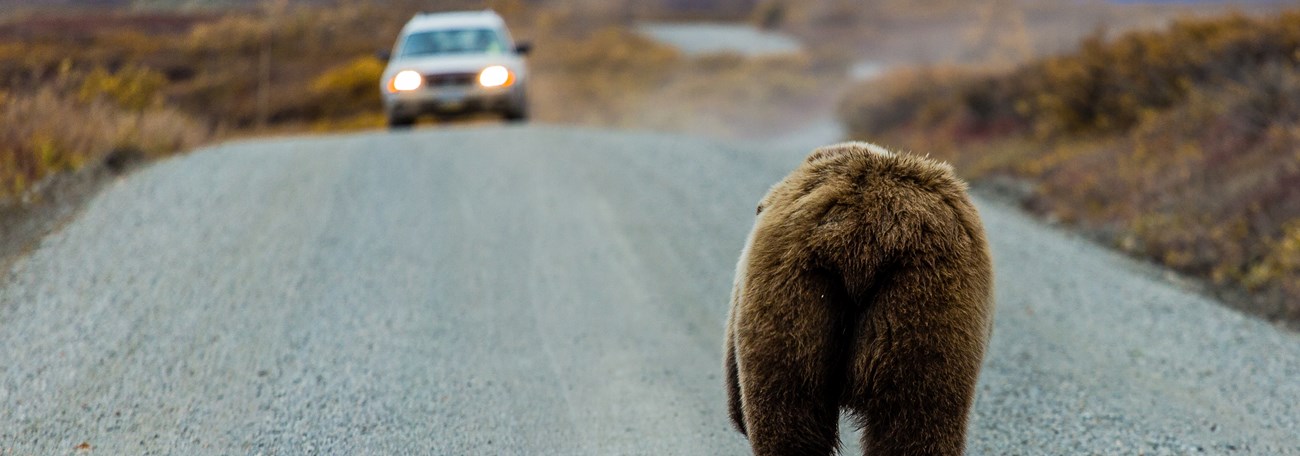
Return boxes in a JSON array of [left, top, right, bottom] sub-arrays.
[[385, 54, 525, 77]]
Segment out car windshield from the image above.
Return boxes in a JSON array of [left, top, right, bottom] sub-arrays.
[[399, 28, 507, 57]]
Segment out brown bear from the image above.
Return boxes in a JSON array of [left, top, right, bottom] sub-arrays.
[[724, 141, 994, 455]]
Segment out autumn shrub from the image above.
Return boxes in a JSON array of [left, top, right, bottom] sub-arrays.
[[844, 11, 1300, 140], [838, 10, 1300, 326], [1, 0, 834, 201], [839, 66, 991, 142], [1246, 221, 1300, 302], [0, 48, 211, 201], [78, 65, 167, 112], [1, 87, 116, 196], [310, 56, 384, 118]]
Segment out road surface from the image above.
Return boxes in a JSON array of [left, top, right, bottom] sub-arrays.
[[2, 126, 1297, 454]]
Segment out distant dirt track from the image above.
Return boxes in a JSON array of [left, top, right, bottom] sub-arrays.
[[635, 23, 802, 57], [1, 126, 1297, 454]]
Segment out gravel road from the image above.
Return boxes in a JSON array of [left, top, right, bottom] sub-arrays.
[[635, 23, 802, 57], [1, 125, 1297, 454]]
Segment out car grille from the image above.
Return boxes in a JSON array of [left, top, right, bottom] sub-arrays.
[[425, 73, 477, 87]]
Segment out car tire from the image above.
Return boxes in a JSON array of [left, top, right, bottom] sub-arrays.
[[504, 105, 528, 123], [387, 115, 416, 129]]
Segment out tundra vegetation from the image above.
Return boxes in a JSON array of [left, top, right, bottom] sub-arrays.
[[4, 0, 1296, 328], [0, 0, 833, 201], [838, 11, 1300, 327]]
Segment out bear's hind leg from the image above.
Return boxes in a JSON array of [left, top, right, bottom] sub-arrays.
[[843, 286, 987, 455], [735, 273, 848, 456], [724, 307, 746, 435]]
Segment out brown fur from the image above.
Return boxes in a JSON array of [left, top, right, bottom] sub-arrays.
[[724, 142, 994, 455]]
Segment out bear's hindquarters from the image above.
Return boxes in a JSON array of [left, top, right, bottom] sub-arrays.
[[841, 261, 992, 456], [734, 269, 856, 456]]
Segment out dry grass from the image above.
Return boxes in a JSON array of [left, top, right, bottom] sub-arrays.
[[761, 0, 1290, 65], [1, 75, 205, 200], [1, 0, 836, 201], [838, 10, 1300, 326]]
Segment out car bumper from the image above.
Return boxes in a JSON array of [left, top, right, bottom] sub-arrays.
[[384, 85, 524, 117]]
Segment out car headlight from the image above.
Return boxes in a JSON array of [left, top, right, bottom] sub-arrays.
[[389, 70, 423, 92], [478, 65, 512, 88]]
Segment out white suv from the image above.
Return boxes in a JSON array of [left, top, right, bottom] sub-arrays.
[[380, 10, 530, 127]]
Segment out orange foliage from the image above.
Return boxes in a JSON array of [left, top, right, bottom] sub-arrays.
[[839, 10, 1300, 325]]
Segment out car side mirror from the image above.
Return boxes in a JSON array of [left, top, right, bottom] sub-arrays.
[[514, 42, 532, 55], [375, 50, 391, 62]]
